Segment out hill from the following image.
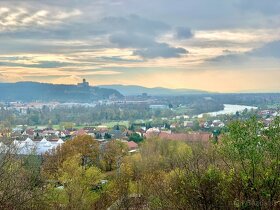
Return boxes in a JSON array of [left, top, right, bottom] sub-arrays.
[[98, 84, 210, 96], [0, 82, 123, 102]]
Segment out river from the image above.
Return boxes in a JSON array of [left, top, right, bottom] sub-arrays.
[[198, 104, 258, 118]]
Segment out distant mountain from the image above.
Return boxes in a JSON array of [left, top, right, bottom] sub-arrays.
[[98, 85, 210, 96], [0, 82, 123, 102]]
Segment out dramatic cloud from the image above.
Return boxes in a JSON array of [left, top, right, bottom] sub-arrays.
[[103, 15, 188, 59], [0, 0, 279, 92], [109, 32, 188, 59]]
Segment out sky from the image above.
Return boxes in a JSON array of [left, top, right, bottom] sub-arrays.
[[0, 0, 280, 92]]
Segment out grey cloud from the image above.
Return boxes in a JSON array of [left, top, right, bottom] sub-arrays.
[[0, 12, 190, 59], [110, 0, 280, 29], [0, 14, 168, 40], [105, 15, 189, 59], [207, 54, 246, 64], [109, 32, 155, 48], [0, 38, 107, 55], [175, 27, 193, 40], [237, 0, 280, 15], [187, 40, 253, 49], [33, 61, 73, 68], [0, 60, 73, 68], [207, 40, 280, 64], [96, 56, 143, 63], [249, 41, 280, 58], [133, 43, 188, 59], [1, 0, 279, 33], [100, 15, 170, 35], [0, 56, 31, 61]]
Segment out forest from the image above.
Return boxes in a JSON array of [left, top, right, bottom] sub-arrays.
[[0, 117, 279, 209]]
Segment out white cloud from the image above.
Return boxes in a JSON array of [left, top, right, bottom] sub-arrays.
[[0, 7, 81, 31], [54, 9, 81, 19]]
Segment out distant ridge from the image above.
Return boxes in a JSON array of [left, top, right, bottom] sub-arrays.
[[0, 81, 123, 102], [98, 84, 210, 96]]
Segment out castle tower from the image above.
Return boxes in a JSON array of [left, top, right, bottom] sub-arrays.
[[77, 79, 89, 88]]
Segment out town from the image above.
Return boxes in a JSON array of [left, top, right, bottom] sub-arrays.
[[1, 0, 280, 208], [1, 97, 279, 156]]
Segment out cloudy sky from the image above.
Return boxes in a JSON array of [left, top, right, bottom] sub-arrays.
[[0, 0, 280, 92]]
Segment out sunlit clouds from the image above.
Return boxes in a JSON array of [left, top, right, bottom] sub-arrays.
[[0, 0, 280, 92]]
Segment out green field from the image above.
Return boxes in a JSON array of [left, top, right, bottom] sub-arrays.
[[24, 121, 130, 130], [101, 121, 130, 128]]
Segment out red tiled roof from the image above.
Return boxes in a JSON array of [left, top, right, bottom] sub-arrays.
[[75, 129, 88, 136], [26, 129, 34, 136], [127, 141, 138, 150], [63, 130, 71, 135]]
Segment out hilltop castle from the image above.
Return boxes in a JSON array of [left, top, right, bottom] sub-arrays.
[[77, 79, 89, 88]]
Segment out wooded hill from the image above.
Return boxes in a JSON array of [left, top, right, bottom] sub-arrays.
[[0, 82, 123, 102]]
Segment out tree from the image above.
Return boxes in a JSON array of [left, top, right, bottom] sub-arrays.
[[104, 133, 112, 139], [129, 133, 143, 143], [0, 142, 45, 209], [220, 117, 280, 209], [129, 124, 135, 131], [42, 135, 100, 180], [52, 155, 103, 210], [114, 124, 120, 130], [101, 140, 128, 171]]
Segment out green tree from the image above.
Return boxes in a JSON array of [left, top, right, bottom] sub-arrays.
[[48, 155, 103, 210], [220, 117, 280, 209], [129, 133, 143, 143]]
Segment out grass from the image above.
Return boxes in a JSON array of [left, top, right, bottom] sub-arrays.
[[20, 120, 131, 130], [101, 121, 130, 128]]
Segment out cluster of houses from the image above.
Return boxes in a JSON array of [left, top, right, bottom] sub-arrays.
[[2, 108, 279, 156], [258, 110, 280, 126], [0, 125, 141, 155], [200, 120, 225, 129], [0, 121, 217, 156], [169, 119, 225, 129]]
